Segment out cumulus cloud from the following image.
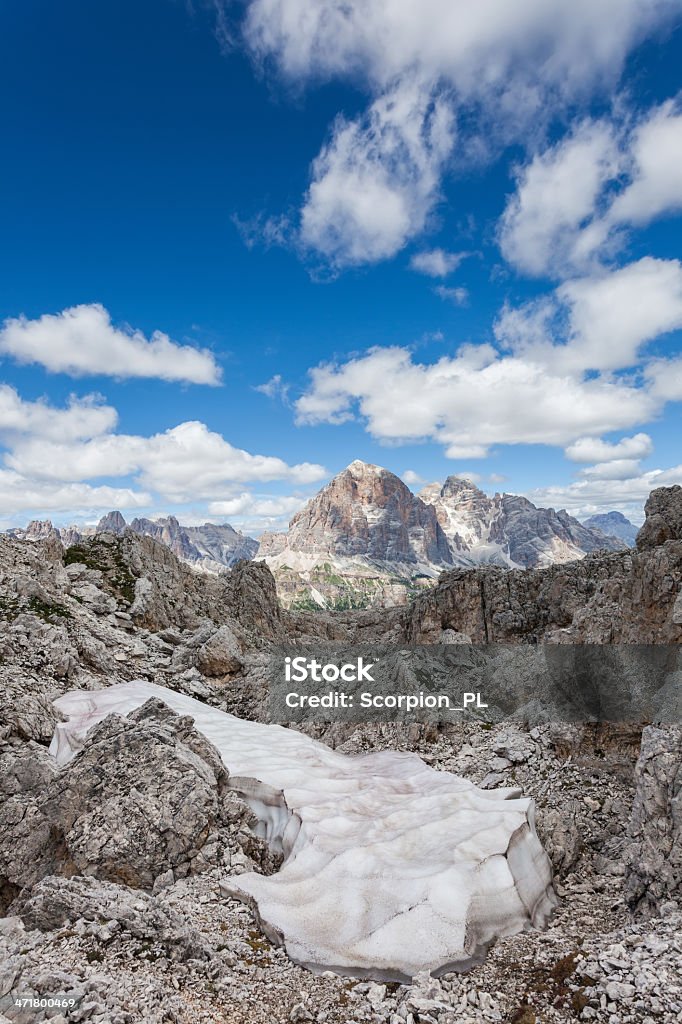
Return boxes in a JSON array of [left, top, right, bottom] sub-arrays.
[[410, 249, 468, 277], [300, 79, 455, 267], [0, 385, 117, 442], [496, 257, 682, 373], [499, 98, 682, 277], [0, 304, 222, 384], [527, 463, 682, 519], [0, 470, 150, 516], [565, 433, 653, 463], [498, 120, 622, 276], [7, 421, 327, 504], [239, 0, 680, 266], [294, 344, 658, 456], [207, 494, 304, 517], [401, 469, 425, 485], [0, 385, 327, 517]]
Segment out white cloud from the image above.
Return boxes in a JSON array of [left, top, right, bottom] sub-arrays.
[[496, 258, 682, 373], [645, 356, 682, 400], [499, 98, 682, 277], [401, 469, 424, 485], [300, 79, 455, 267], [0, 385, 117, 442], [6, 420, 327, 504], [241, 0, 680, 266], [207, 494, 304, 517], [434, 285, 468, 306], [295, 344, 658, 455], [498, 120, 622, 276], [0, 469, 150, 516], [254, 374, 290, 402], [577, 458, 644, 480], [565, 433, 653, 463], [527, 463, 682, 520], [410, 249, 468, 277], [243, 0, 673, 101], [0, 304, 222, 384], [608, 98, 682, 226]]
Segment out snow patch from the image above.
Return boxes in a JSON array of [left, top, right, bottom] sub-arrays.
[[50, 681, 556, 981]]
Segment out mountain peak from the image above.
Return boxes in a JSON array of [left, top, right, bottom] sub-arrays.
[[345, 459, 385, 477], [97, 511, 127, 534]]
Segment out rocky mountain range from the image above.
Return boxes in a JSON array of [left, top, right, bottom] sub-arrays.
[[8, 511, 258, 574], [5, 460, 636, 611], [258, 461, 627, 609], [0, 484, 681, 1022]]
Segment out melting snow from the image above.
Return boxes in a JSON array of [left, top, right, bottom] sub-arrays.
[[50, 681, 556, 981]]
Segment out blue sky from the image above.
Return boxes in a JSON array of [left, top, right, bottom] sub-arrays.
[[1, 0, 682, 532]]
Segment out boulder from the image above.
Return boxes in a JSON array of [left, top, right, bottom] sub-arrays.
[[196, 624, 244, 677]]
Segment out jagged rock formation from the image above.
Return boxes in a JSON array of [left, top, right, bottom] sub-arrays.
[[0, 486, 681, 1019], [583, 510, 639, 546], [52, 681, 556, 981], [420, 477, 625, 567], [4, 462, 630, 612], [284, 460, 452, 565], [7, 512, 258, 575]]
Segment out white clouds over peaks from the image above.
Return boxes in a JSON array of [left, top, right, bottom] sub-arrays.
[[294, 344, 657, 456], [565, 433, 654, 464], [500, 99, 682, 277], [0, 304, 222, 385], [240, 0, 680, 266], [7, 421, 327, 504]]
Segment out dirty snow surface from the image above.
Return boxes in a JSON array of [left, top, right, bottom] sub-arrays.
[[51, 681, 555, 981]]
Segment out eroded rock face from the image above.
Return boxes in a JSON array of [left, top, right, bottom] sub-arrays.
[[420, 476, 625, 568], [16, 875, 210, 961], [196, 623, 244, 677], [625, 724, 682, 915], [51, 682, 556, 982], [284, 461, 453, 566], [0, 699, 244, 900]]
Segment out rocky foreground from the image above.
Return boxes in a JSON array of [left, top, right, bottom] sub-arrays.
[[1, 487, 681, 1023]]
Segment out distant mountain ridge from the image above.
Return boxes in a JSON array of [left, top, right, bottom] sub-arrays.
[[5, 460, 629, 609], [581, 510, 638, 547], [7, 513, 258, 573]]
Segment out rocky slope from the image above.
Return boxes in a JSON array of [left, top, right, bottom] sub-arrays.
[[402, 485, 682, 645], [0, 486, 681, 1022], [582, 511, 639, 547]]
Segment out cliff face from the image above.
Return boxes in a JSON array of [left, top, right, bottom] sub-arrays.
[[402, 486, 682, 645], [284, 460, 453, 565]]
